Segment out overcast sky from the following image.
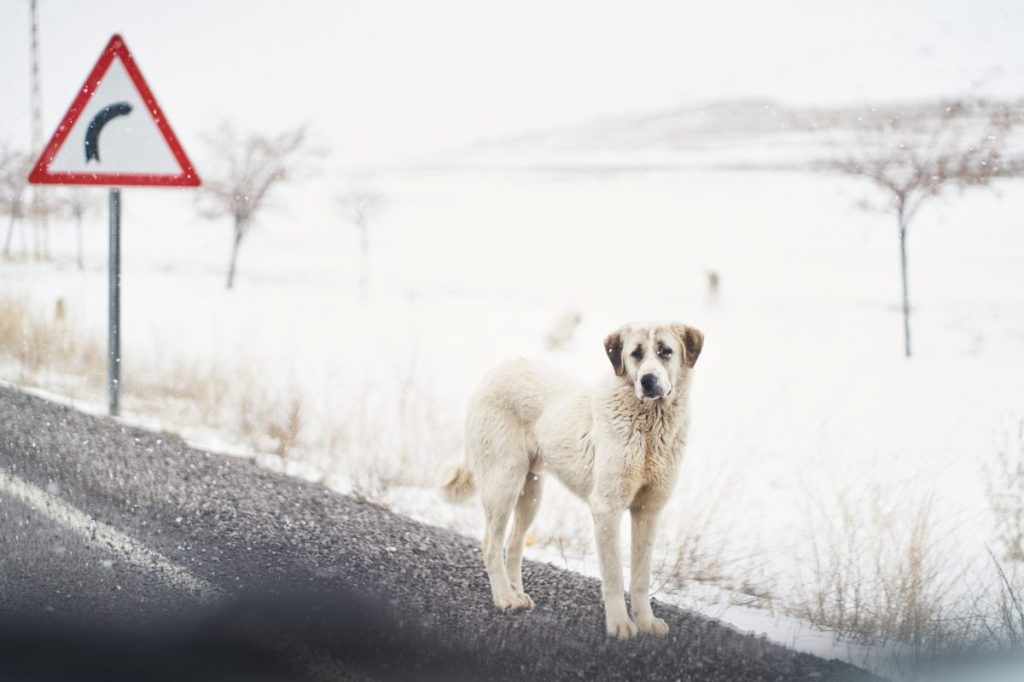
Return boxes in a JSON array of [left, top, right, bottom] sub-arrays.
[[1, 0, 1022, 165]]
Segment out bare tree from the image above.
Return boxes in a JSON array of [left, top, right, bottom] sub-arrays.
[[196, 122, 318, 289], [826, 99, 1022, 357], [1, 145, 33, 259], [60, 188, 101, 269], [337, 188, 385, 301]]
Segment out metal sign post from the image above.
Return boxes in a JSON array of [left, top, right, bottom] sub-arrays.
[[27, 34, 200, 417], [107, 188, 122, 415]]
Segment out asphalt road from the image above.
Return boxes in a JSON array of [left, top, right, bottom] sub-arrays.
[[0, 385, 878, 681]]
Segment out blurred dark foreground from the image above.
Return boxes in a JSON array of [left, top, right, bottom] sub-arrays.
[[0, 588, 474, 682]]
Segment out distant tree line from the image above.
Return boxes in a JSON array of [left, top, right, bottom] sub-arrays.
[[1, 142, 100, 267], [4, 98, 1023, 358]]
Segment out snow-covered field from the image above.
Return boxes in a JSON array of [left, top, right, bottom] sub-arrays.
[[3, 149, 1024, 678]]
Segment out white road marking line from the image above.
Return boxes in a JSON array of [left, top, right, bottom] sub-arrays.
[[0, 467, 222, 601]]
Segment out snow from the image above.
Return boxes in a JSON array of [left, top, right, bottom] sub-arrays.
[[2, 130, 1023, 679]]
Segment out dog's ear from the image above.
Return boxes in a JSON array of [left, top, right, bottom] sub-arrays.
[[604, 330, 625, 376], [672, 324, 704, 368]]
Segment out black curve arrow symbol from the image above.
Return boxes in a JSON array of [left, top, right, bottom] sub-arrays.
[[84, 101, 133, 163]]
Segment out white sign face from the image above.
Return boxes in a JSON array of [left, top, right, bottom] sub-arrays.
[[29, 34, 199, 187], [47, 58, 181, 175]]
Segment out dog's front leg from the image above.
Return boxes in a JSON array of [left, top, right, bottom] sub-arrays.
[[592, 504, 638, 639], [630, 506, 669, 635]]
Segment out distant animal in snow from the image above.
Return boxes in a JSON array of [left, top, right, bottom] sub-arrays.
[[544, 310, 582, 351], [706, 270, 720, 307]]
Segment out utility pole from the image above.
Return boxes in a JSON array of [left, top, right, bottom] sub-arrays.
[[28, 0, 51, 260], [29, 0, 42, 152]]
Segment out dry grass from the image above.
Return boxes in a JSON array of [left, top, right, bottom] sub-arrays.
[[134, 355, 229, 405], [236, 385, 306, 459], [652, 494, 732, 593], [984, 418, 1024, 651], [0, 297, 466, 493], [278, 350, 463, 499], [267, 393, 304, 459], [794, 481, 990, 661], [988, 551, 1024, 649], [529, 500, 595, 567], [648, 462, 775, 606], [0, 297, 341, 482], [0, 296, 105, 388], [986, 418, 1024, 562]]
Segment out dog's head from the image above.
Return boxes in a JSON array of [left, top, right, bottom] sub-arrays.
[[603, 323, 703, 401]]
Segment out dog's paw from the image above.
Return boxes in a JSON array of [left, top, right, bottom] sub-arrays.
[[636, 615, 669, 636], [508, 583, 534, 610], [606, 617, 639, 640], [494, 592, 534, 611]]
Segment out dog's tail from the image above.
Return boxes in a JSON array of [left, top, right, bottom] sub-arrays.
[[440, 464, 476, 504]]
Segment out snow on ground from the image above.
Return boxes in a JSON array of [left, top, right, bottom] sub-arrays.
[[2, 151, 1023, 678]]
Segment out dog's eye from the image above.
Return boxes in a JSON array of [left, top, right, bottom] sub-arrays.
[[657, 346, 673, 359], [630, 346, 643, 360]]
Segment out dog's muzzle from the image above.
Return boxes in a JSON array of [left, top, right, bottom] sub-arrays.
[[639, 373, 666, 400]]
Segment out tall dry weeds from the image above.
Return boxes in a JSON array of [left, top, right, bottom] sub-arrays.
[[986, 418, 1024, 563], [0, 296, 104, 387], [795, 482, 972, 655], [983, 418, 1024, 651]]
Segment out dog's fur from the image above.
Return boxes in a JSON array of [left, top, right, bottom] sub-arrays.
[[442, 322, 703, 639]]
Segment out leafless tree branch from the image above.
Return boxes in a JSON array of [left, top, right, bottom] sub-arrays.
[[822, 98, 1023, 357]]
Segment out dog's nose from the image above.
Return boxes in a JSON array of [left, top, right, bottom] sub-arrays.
[[640, 374, 662, 396]]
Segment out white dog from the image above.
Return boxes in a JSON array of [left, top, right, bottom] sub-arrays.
[[442, 322, 704, 639]]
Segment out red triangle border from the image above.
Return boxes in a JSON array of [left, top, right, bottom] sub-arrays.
[[28, 34, 201, 187]]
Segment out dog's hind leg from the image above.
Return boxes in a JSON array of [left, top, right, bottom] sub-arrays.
[[505, 470, 542, 607], [477, 456, 532, 610]]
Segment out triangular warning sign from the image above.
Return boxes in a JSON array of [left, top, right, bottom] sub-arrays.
[[29, 34, 200, 187]]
